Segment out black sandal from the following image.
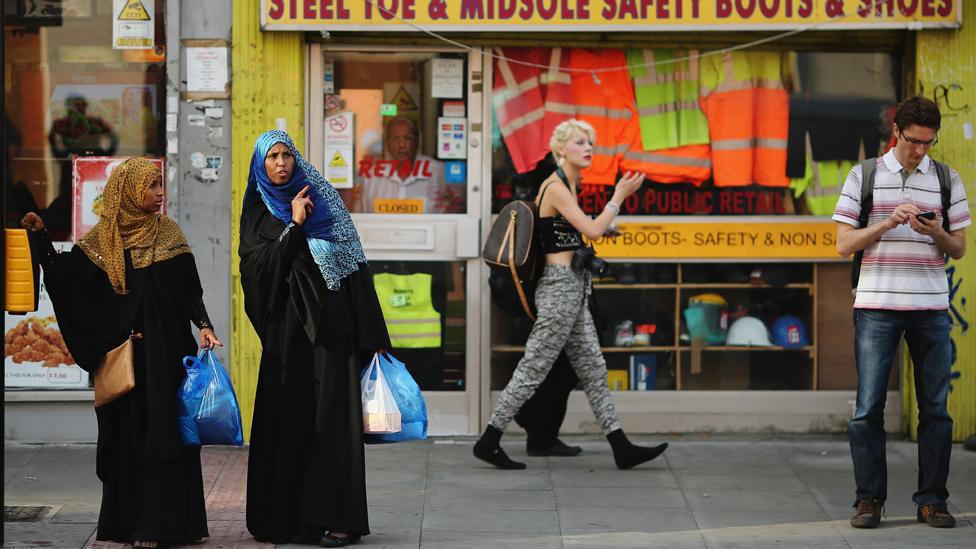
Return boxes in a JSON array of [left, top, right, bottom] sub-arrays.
[[320, 532, 362, 547]]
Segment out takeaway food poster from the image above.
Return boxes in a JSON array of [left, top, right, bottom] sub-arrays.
[[4, 246, 90, 389]]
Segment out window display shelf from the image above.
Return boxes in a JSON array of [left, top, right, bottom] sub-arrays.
[[592, 283, 679, 290], [490, 263, 821, 390], [678, 345, 814, 352], [492, 345, 676, 353], [679, 283, 813, 289]]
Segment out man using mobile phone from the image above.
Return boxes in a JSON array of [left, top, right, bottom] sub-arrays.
[[832, 96, 970, 529]]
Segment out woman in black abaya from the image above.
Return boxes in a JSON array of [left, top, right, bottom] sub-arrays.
[[240, 130, 390, 547], [21, 158, 221, 547]]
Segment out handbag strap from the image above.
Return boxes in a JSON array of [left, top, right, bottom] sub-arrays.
[[507, 217, 535, 321]]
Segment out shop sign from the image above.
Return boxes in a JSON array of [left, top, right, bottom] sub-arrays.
[[72, 156, 166, 242], [580, 185, 787, 215], [4, 250, 91, 389], [261, 0, 960, 31], [588, 220, 841, 259]]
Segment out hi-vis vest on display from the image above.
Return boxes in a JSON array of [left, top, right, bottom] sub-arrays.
[[540, 48, 575, 142], [373, 272, 442, 348], [625, 49, 712, 185], [789, 133, 856, 215], [569, 48, 637, 186], [493, 48, 548, 174], [699, 51, 790, 187], [791, 161, 855, 215]]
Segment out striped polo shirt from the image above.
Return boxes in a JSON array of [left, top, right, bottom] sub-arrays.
[[832, 150, 971, 310]]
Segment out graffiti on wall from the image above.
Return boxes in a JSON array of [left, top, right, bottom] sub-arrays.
[[946, 257, 967, 392]]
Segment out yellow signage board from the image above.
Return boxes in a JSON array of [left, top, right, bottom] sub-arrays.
[[588, 220, 842, 259], [261, 0, 960, 31]]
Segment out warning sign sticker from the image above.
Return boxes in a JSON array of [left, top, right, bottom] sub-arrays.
[[329, 150, 349, 168], [113, 0, 154, 50], [325, 147, 354, 189], [118, 0, 151, 20], [390, 86, 418, 112]]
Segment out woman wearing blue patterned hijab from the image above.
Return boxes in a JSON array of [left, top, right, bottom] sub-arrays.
[[245, 129, 366, 290], [240, 130, 390, 546]]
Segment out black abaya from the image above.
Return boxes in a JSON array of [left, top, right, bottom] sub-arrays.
[[32, 232, 210, 544], [239, 197, 390, 543]]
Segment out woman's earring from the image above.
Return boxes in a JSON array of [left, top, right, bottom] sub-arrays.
[[557, 156, 564, 166]]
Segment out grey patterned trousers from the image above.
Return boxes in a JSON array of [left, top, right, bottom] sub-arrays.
[[490, 264, 622, 434]]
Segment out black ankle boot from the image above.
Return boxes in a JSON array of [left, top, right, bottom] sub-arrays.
[[606, 429, 667, 470], [473, 425, 526, 470]]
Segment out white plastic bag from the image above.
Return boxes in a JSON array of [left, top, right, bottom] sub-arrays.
[[360, 353, 402, 434]]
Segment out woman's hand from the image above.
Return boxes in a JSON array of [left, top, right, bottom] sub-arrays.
[[200, 328, 223, 350], [611, 171, 646, 204], [291, 185, 313, 225], [20, 212, 45, 232]]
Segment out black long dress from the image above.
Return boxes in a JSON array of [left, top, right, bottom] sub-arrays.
[[239, 197, 390, 543], [32, 231, 210, 544]]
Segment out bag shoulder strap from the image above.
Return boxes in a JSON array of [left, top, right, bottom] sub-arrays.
[[505, 213, 536, 321], [932, 159, 952, 233], [851, 158, 877, 289], [858, 158, 876, 229]]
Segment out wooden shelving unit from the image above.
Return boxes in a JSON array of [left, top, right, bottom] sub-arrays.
[[491, 263, 819, 391]]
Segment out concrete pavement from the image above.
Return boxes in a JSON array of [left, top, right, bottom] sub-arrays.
[[3, 436, 975, 548]]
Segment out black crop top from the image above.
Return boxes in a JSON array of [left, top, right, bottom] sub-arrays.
[[537, 169, 583, 253]]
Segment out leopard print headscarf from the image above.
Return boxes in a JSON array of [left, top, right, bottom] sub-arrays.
[[77, 157, 191, 294]]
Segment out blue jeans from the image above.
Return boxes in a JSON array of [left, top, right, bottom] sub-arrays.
[[849, 309, 953, 507]]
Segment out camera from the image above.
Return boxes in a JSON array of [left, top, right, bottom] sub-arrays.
[[571, 246, 610, 277]]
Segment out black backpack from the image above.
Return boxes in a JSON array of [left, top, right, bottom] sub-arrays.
[[851, 157, 952, 289]]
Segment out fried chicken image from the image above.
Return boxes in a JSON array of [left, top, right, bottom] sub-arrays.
[[4, 317, 75, 367]]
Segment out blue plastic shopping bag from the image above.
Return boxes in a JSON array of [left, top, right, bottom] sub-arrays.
[[177, 349, 244, 446], [363, 352, 428, 444]]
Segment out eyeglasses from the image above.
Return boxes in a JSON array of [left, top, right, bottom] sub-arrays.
[[899, 130, 938, 147]]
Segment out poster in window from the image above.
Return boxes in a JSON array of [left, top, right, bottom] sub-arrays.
[[4, 245, 91, 389], [72, 156, 165, 242]]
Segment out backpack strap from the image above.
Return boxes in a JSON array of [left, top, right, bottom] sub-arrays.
[[851, 158, 877, 289], [932, 159, 952, 233]]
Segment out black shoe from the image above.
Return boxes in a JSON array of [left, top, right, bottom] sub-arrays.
[[473, 426, 526, 469], [917, 502, 956, 528], [964, 434, 976, 452], [606, 430, 668, 470], [850, 497, 883, 528], [527, 438, 582, 457], [320, 532, 361, 547]]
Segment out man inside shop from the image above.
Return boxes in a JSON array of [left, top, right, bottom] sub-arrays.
[[356, 116, 463, 214]]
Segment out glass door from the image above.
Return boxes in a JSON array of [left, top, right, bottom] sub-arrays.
[[307, 44, 485, 434]]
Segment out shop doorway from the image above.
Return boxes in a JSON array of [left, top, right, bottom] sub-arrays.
[[307, 44, 487, 434]]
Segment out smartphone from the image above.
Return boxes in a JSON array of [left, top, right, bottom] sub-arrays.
[[917, 211, 937, 221]]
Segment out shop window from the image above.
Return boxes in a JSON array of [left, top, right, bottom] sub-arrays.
[[4, 0, 166, 390], [371, 260, 466, 391], [488, 48, 900, 393], [490, 48, 900, 217], [324, 51, 469, 215]]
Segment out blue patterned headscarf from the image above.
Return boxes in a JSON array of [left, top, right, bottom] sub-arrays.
[[246, 130, 366, 290]]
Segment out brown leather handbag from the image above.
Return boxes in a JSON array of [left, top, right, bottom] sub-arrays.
[[94, 333, 142, 407], [481, 200, 539, 320]]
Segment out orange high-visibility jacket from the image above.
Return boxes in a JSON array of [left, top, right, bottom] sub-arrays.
[[493, 48, 548, 174], [569, 49, 638, 186], [540, 48, 575, 143], [699, 51, 790, 187]]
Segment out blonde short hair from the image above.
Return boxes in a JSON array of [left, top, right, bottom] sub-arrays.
[[549, 119, 596, 162]]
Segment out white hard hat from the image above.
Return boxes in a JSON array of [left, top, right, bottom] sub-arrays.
[[726, 316, 772, 346]]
